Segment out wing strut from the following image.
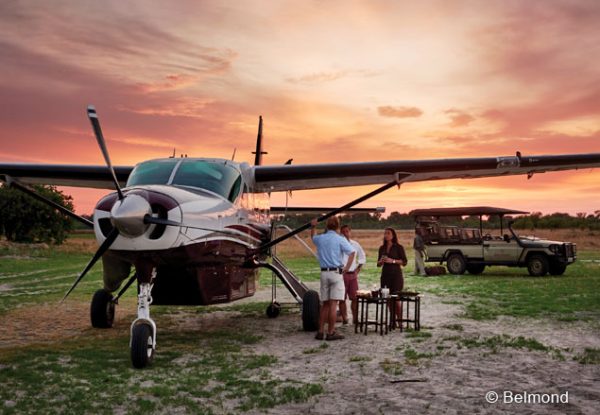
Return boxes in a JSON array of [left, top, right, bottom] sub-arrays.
[[4, 176, 94, 228], [255, 172, 411, 255]]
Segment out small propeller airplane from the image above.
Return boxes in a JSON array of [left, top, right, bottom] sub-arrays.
[[1, 105, 600, 368]]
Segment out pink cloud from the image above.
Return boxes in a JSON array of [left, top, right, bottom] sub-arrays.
[[378, 106, 423, 118], [445, 109, 475, 127]]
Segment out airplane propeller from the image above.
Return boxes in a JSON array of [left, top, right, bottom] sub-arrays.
[[62, 106, 127, 301], [61, 228, 119, 302], [87, 105, 124, 200]]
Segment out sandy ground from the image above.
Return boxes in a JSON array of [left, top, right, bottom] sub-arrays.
[[1, 283, 599, 414], [237, 285, 600, 415]]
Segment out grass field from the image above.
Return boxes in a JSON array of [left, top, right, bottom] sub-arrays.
[[1, 230, 599, 413]]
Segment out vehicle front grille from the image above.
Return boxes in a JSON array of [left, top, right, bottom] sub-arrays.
[[565, 244, 576, 257]]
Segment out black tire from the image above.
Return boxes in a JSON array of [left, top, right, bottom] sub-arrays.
[[446, 254, 466, 275], [549, 261, 567, 276], [131, 323, 154, 369], [302, 290, 320, 332], [527, 255, 549, 277], [466, 264, 485, 275], [90, 289, 115, 328], [266, 302, 281, 318]]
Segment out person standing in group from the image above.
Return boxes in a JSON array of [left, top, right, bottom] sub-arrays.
[[310, 216, 356, 341], [377, 227, 408, 327], [413, 231, 427, 276], [339, 224, 366, 325]]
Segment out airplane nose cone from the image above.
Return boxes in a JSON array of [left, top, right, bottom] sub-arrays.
[[110, 194, 152, 237]]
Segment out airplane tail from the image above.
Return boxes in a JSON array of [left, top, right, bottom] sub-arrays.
[[252, 116, 267, 165]]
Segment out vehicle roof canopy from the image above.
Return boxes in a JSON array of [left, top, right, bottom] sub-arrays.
[[410, 206, 529, 218]]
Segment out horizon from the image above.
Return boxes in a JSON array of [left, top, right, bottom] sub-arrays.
[[1, 1, 599, 214]]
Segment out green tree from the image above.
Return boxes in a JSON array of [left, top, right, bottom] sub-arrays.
[[0, 184, 74, 244]]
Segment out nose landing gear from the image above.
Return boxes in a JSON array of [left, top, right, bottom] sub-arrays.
[[130, 272, 157, 369]]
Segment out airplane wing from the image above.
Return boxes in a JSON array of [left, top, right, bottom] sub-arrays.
[[0, 163, 133, 189], [252, 152, 600, 192]]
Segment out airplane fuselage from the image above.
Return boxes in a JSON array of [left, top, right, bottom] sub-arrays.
[[93, 158, 272, 305]]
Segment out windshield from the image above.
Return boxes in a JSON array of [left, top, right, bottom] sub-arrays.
[[127, 159, 179, 186], [126, 159, 242, 202], [172, 160, 241, 201]]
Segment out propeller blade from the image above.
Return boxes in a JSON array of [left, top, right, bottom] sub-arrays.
[[61, 228, 120, 302], [87, 105, 124, 200]]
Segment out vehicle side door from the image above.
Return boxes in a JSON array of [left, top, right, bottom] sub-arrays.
[[483, 237, 522, 262]]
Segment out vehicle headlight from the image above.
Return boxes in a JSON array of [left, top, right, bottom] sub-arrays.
[[549, 244, 560, 253]]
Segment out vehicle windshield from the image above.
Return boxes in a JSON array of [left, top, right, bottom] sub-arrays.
[[126, 159, 242, 202]]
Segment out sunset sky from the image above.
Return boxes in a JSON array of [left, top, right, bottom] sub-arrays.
[[1, 0, 599, 215]]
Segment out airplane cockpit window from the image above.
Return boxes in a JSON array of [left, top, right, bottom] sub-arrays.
[[172, 160, 242, 202], [126, 159, 179, 186]]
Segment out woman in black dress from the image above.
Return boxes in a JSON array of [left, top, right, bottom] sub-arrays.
[[377, 228, 408, 325]]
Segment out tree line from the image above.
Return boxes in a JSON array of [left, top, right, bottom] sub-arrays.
[[275, 211, 600, 230]]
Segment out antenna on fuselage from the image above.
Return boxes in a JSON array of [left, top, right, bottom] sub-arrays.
[[170, 148, 176, 158], [231, 147, 237, 161], [252, 116, 267, 165]]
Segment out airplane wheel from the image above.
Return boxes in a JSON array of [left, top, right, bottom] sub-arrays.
[[527, 255, 549, 277], [131, 323, 154, 369], [446, 254, 466, 275], [302, 290, 320, 332], [90, 289, 115, 328], [266, 302, 281, 318]]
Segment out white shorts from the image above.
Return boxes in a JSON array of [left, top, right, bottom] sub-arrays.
[[320, 270, 345, 301]]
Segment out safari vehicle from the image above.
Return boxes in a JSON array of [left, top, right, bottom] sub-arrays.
[[410, 207, 577, 276]]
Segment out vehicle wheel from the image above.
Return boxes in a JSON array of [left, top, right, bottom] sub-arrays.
[[446, 254, 466, 275], [131, 323, 154, 369], [549, 261, 567, 276], [266, 302, 281, 318], [302, 290, 320, 332], [527, 255, 549, 277], [466, 264, 486, 275], [90, 289, 115, 328]]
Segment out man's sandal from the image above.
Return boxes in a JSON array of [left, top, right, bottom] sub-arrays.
[[326, 331, 345, 341]]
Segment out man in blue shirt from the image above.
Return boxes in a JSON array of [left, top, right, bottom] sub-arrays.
[[311, 216, 356, 340]]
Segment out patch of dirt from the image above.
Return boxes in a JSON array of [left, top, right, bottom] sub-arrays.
[[0, 299, 137, 349], [242, 294, 600, 414]]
